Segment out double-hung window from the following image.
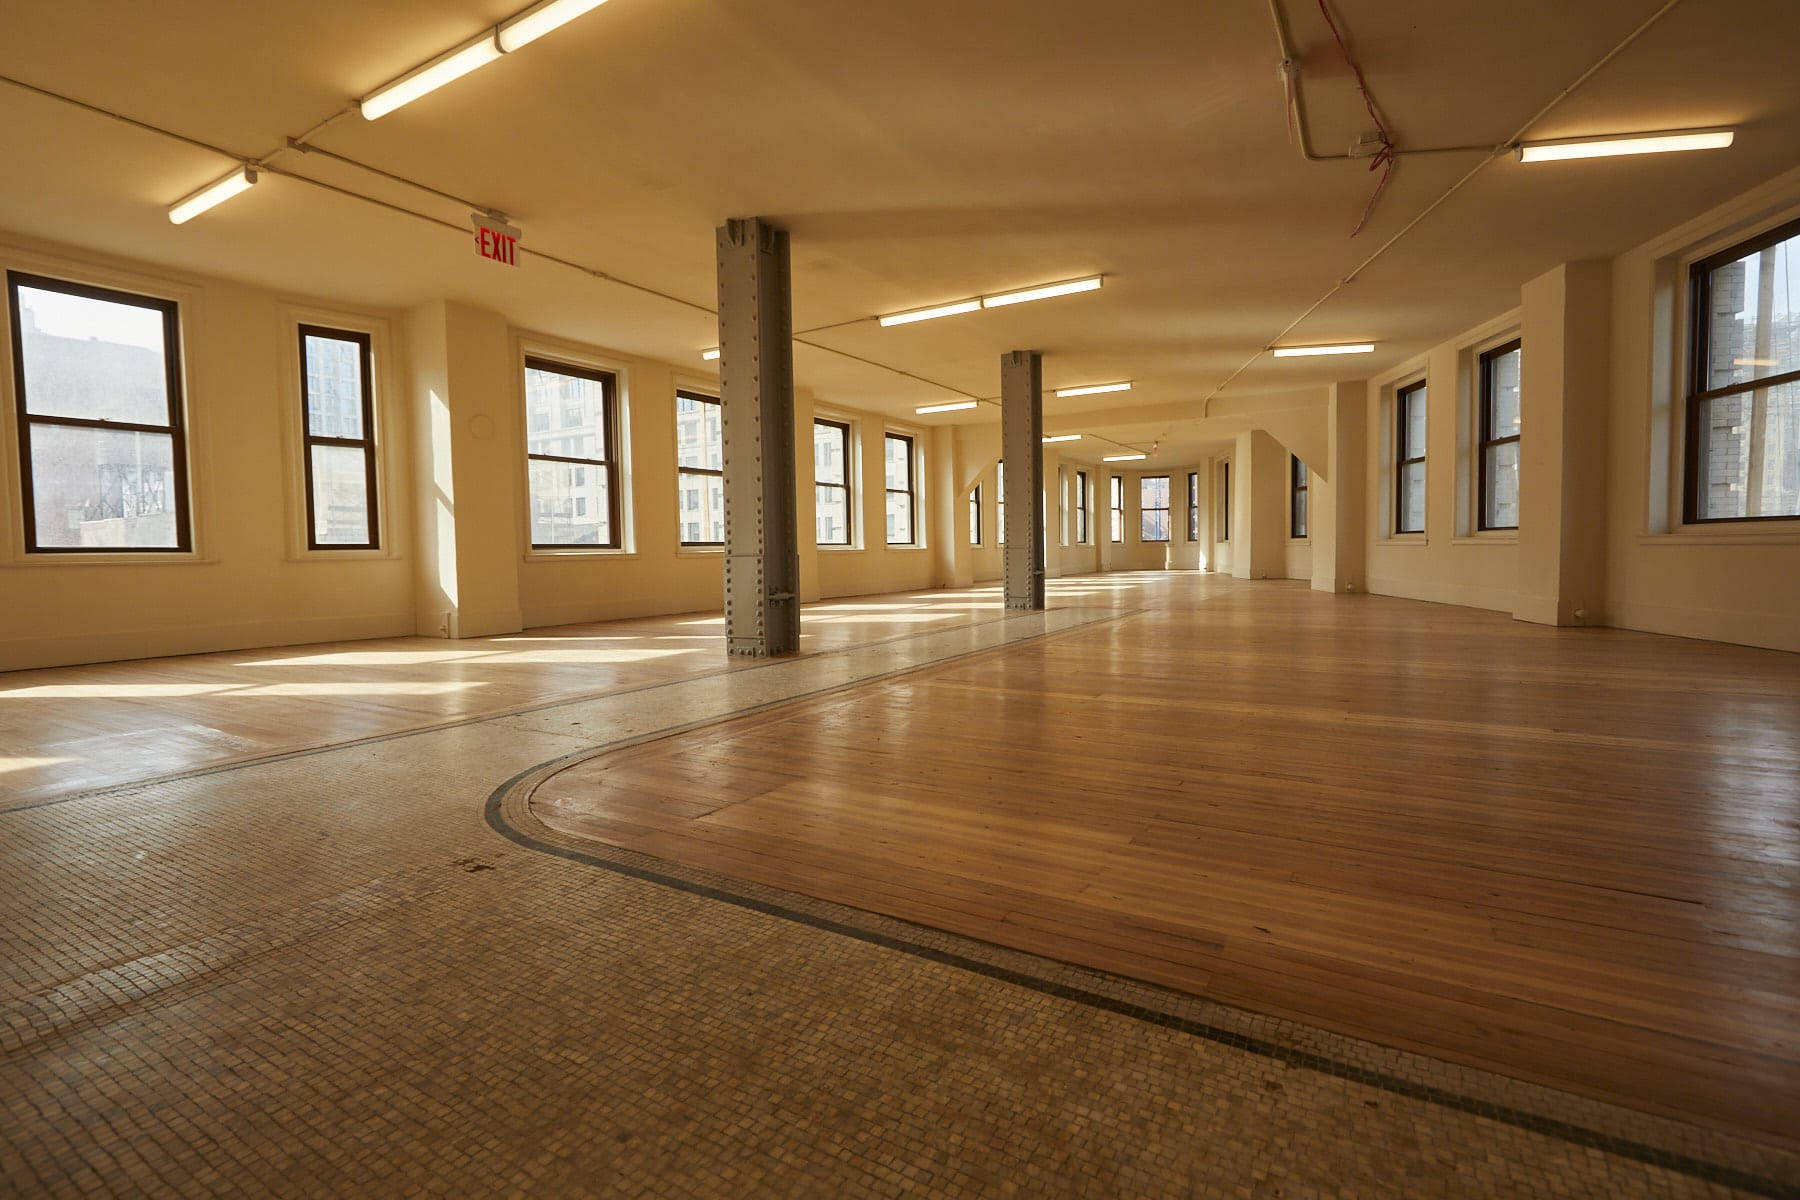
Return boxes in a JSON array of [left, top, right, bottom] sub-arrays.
[[8, 273, 190, 553], [1290, 456, 1309, 538], [814, 418, 851, 545], [1478, 341, 1522, 531], [1685, 217, 1800, 523], [1075, 470, 1089, 543], [299, 326, 378, 549], [675, 390, 724, 546], [1109, 476, 1124, 543], [1394, 380, 1427, 534], [1140, 475, 1170, 542], [884, 433, 915, 544], [524, 357, 619, 548], [1219, 462, 1231, 541], [1186, 472, 1199, 541], [996, 460, 1005, 545], [968, 486, 981, 545]]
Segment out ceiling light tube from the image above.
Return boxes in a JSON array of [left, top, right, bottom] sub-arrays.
[[982, 276, 1103, 309], [499, 0, 611, 51], [361, 34, 503, 120], [1042, 434, 1082, 444], [701, 348, 721, 361], [1271, 343, 1376, 358], [879, 300, 983, 328], [915, 400, 979, 414], [1055, 381, 1132, 398], [168, 166, 258, 225], [1102, 452, 1147, 462], [1516, 128, 1733, 163]]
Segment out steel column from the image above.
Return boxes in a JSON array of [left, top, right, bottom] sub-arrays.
[[1001, 350, 1045, 610], [716, 217, 800, 656]]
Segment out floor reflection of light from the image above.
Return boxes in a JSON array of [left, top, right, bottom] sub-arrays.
[[240, 650, 493, 666], [2, 683, 232, 699], [477, 648, 694, 664], [235, 682, 485, 697], [0, 756, 71, 775]]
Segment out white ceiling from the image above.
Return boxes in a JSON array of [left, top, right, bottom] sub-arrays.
[[1, 0, 1796, 466]]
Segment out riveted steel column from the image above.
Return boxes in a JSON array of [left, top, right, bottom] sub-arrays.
[[1001, 350, 1045, 610], [717, 217, 800, 656]]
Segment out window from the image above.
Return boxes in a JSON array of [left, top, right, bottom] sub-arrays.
[[996, 460, 1005, 545], [969, 486, 981, 545], [1075, 470, 1089, 543], [298, 326, 378, 549], [675, 390, 724, 546], [1219, 461, 1231, 541], [1685, 217, 1800, 523], [884, 433, 915, 544], [524, 357, 618, 548], [814, 418, 851, 545], [1290, 456, 1309, 539], [1187, 472, 1199, 541], [1109, 475, 1124, 542], [7, 273, 190, 553], [1394, 380, 1427, 534], [1140, 475, 1170, 542], [1474, 341, 1522, 531]]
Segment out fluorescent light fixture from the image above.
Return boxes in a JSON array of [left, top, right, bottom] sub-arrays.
[[499, 0, 610, 51], [1042, 434, 1082, 444], [879, 300, 983, 328], [915, 400, 979, 414], [1271, 343, 1376, 358], [1055, 381, 1131, 398], [701, 348, 721, 361], [1102, 452, 1147, 462], [168, 166, 258, 225], [362, 34, 502, 120], [1516, 128, 1733, 163], [982, 276, 1103, 309]]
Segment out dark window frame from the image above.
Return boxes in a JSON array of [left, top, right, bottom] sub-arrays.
[[1219, 461, 1231, 542], [814, 417, 852, 546], [675, 388, 723, 547], [969, 484, 981, 545], [884, 431, 916, 545], [1109, 474, 1124, 543], [1140, 474, 1171, 543], [298, 324, 379, 551], [1186, 472, 1199, 541], [1394, 380, 1427, 534], [8, 271, 193, 554], [1075, 469, 1089, 544], [524, 355, 621, 550], [1683, 214, 1800, 525], [1290, 455, 1309, 539], [1477, 340, 1522, 532]]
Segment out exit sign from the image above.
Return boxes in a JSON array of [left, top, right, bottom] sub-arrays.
[[471, 213, 522, 267]]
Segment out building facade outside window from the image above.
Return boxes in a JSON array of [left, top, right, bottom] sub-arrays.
[[298, 325, 378, 549], [1478, 341, 1522, 531], [1109, 475, 1124, 543], [1685, 217, 1800, 523], [814, 418, 851, 545], [1075, 470, 1089, 543], [7, 272, 191, 552], [675, 390, 725, 546], [884, 433, 915, 544], [524, 357, 619, 548], [1187, 472, 1199, 541], [1395, 380, 1428, 534], [1290, 455, 1309, 539], [1140, 475, 1170, 542]]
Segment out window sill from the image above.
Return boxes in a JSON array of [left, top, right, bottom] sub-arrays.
[[884, 544, 928, 552], [524, 548, 638, 562], [1450, 533, 1517, 546], [285, 546, 398, 563], [1639, 522, 1800, 547], [817, 544, 863, 553], [1289, 537, 1312, 546], [1380, 534, 1429, 547], [8, 550, 215, 566], [676, 546, 724, 557]]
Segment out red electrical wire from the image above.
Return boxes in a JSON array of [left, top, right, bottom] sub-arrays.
[[1316, 0, 1395, 236]]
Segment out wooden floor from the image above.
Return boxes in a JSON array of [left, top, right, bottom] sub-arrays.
[[532, 575, 1800, 1148], [0, 585, 1110, 808]]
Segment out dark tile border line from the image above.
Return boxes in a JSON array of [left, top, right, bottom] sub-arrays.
[[487, 778, 1798, 1200], [0, 601, 1119, 816]]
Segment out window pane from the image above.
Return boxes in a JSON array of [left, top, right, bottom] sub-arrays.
[[524, 364, 605, 460], [303, 334, 365, 439], [1399, 462, 1426, 532], [1404, 387, 1427, 455], [15, 284, 170, 424], [1704, 231, 1799, 391], [884, 436, 911, 490], [1139, 476, 1168, 509], [1483, 441, 1520, 530], [1141, 509, 1168, 542], [679, 469, 726, 543], [1694, 384, 1800, 520], [886, 490, 913, 544], [1293, 488, 1308, 537], [814, 423, 845, 485], [529, 458, 611, 545], [1485, 348, 1521, 439], [676, 394, 723, 472], [28, 425, 179, 548], [816, 484, 850, 545], [969, 490, 980, 543], [309, 444, 371, 545]]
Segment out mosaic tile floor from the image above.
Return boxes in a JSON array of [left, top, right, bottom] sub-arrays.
[[3, 591, 1796, 1198]]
